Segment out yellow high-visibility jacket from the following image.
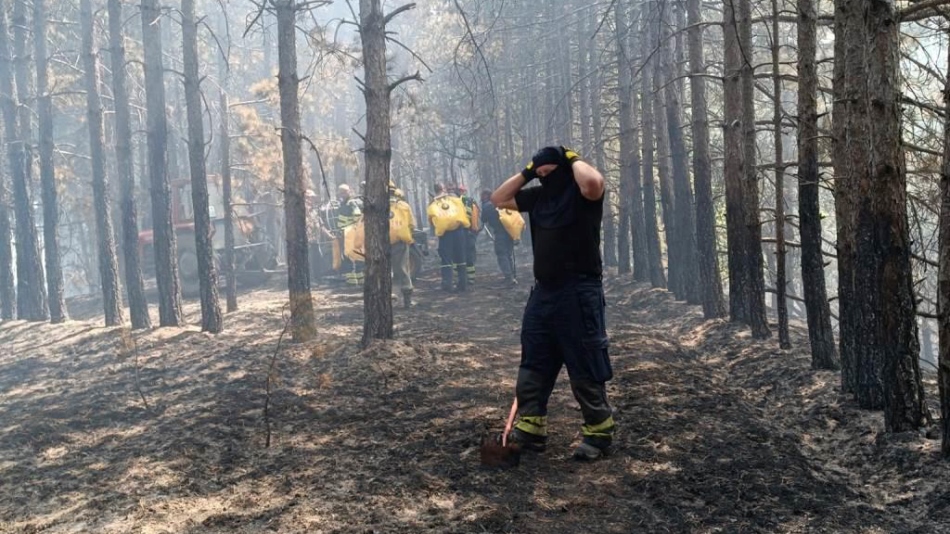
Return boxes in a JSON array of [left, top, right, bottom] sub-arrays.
[[427, 195, 470, 236]]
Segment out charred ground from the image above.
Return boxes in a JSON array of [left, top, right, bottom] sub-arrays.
[[1, 266, 948, 533]]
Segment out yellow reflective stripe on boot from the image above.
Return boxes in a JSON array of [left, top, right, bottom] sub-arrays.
[[581, 416, 615, 438], [514, 415, 548, 436]]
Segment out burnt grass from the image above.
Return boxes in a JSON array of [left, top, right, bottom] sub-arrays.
[[1, 261, 949, 533]]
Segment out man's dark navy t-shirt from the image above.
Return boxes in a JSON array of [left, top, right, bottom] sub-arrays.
[[515, 170, 603, 285]]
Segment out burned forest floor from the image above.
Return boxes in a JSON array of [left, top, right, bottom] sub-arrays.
[[2, 256, 950, 533]]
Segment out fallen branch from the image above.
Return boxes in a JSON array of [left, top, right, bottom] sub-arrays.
[[264, 305, 292, 448]]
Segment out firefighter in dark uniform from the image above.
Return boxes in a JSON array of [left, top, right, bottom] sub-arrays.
[[457, 185, 480, 283], [491, 146, 614, 461]]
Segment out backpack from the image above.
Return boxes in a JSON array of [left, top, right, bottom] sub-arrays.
[[498, 208, 525, 241], [389, 200, 414, 245], [427, 196, 471, 236], [343, 217, 365, 262]]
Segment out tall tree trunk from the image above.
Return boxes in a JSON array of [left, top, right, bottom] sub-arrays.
[[108, 0, 150, 329], [0, 137, 12, 320], [640, 4, 666, 289], [940, 29, 950, 458], [34, 0, 66, 323], [723, 0, 747, 324], [626, 6, 647, 281], [614, 2, 633, 275], [219, 51, 237, 313], [182, 0, 222, 333], [275, 0, 315, 342], [10, 0, 48, 321], [653, 12, 677, 294], [663, 0, 699, 304], [835, 0, 927, 430], [589, 7, 616, 269], [687, 0, 725, 318], [141, 0, 182, 327], [0, 3, 12, 320], [738, 0, 770, 338], [358, 0, 397, 346], [81, 0, 123, 326], [772, 0, 790, 348], [797, 0, 837, 369]]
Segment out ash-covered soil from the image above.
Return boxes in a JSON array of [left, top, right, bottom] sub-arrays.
[[1, 262, 948, 533]]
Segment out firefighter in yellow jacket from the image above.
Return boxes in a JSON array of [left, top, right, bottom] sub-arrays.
[[389, 184, 415, 308], [427, 183, 470, 292]]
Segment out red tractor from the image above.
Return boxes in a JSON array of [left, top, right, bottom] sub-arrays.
[[138, 178, 279, 295]]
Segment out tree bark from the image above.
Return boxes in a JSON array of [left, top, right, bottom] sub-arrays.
[[687, 0, 725, 319], [588, 8, 615, 270], [275, 0, 316, 342], [34, 0, 66, 323], [940, 27, 950, 458], [640, 4, 666, 289], [738, 0, 770, 338], [663, 0, 699, 304], [723, 0, 747, 324], [82, 0, 123, 326], [0, 3, 26, 320], [653, 11, 677, 294], [614, 2, 633, 275], [359, 0, 397, 346], [108, 0, 150, 329], [772, 0, 790, 349], [10, 0, 48, 321], [834, 0, 928, 430], [219, 53, 237, 313], [182, 0, 222, 333], [141, 0, 182, 327], [797, 0, 837, 369]]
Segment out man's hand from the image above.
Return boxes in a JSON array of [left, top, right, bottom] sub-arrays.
[[521, 162, 537, 183]]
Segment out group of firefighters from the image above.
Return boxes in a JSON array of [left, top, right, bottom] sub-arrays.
[[304, 178, 526, 308]]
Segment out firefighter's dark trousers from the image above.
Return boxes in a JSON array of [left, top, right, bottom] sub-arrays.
[[514, 275, 615, 444], [438, 228, 467, 292]]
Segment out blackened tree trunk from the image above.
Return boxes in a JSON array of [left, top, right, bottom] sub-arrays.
[[0, 146, 12, 319], [772, 0, 789, 349], [640, 6, 666, 289], [662, 1, 698, 304], [358, 0, 412, 346], [0, 3, 26, 320], [0, 1, 14, 322], [34, 0, 66, 323], [108, 0, 150, 329], [274, 0, 316, 342], [723, 0, 747, 324], [588, 9, 615, 269], [687, 0, 725, 319], [81, 0, 123, 326], [653, 15, 677, 294], [834, 0, 927, 430], [10, 0, 48, 321], [141, 0, 182, 327], [219, 53, 237, 313], [182, 0, 222, 333], [613, 2, 633, 274], [797, 0, 837, 369], [738, 0, 770, 338], [938, 24, 950, 456]]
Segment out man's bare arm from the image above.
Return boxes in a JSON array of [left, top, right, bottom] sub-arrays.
[[491, 172, 527, 210], [573, 160, 605, 201]]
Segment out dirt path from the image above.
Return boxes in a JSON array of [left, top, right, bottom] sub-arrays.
[[1, 263, 947, 533]]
